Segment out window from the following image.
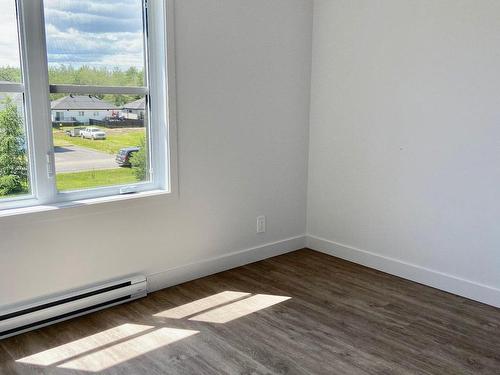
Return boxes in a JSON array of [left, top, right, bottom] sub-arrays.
[[0, 0, 171, 211], [0, 1, 31, 201]]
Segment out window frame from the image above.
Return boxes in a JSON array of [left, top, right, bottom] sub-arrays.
[[0, 0, 175, 212]]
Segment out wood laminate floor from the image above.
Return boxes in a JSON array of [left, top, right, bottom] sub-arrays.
[[1, 249, 499, 374]]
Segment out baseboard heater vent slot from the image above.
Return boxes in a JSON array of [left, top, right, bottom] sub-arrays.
[[0, 275, 147, 340]]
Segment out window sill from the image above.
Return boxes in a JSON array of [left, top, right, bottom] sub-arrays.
[[0, 189, 170, 218]]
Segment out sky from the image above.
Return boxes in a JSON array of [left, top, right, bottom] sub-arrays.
[[0, 0, 145, 71], [0, 0, 21, 69]]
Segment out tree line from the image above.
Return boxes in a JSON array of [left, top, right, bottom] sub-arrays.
[[0, 65, 144, 106]]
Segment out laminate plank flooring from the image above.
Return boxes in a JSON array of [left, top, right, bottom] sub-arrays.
[[1, 249, 499, 374]]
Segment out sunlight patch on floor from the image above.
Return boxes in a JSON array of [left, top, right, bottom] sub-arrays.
[[189, 294, 291, 324], [16, 291, 291, 372], [153, 291, 251, 319], [58, 327, 199, 372], [17, 323, 152, 366]]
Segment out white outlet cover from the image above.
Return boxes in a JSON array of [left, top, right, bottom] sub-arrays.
[[256, 216, 266, 233]]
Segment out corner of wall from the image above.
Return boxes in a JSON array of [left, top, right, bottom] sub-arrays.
[[305, 235, 500, 308]]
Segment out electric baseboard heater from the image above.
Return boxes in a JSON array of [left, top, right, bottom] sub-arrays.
[[0, 275, 147, 340]]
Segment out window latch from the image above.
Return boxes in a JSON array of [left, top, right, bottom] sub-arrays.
[[46, 151, 55, 178]]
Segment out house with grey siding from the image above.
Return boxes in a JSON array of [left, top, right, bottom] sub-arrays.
[[51, 95, 118, 125], [120, 97, 145, 120]]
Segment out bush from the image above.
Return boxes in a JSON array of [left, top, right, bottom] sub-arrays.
[[130, 135, 148, 181], [0, 175, 23, 196]]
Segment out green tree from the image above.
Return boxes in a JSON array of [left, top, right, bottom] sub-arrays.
[[0, 66, 22, 82], [130, 135, 148, 181], [4, 65, 145, 106], [0, 99, 28, 195]]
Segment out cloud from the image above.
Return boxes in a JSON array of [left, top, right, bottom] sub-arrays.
[[45, 23, 144, 69], [0, 0, 145, 72], [44, 6, 143, 34], [0, 1, 21, 70], [45, 0, 145, 69], [44, 0, 141, 19]]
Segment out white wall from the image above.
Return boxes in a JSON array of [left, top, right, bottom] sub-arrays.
[[0, 0, 312, 306], [5, 0, 499, 310], [307, 0, 500, 306]]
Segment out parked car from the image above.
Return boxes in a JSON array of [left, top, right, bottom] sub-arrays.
[[80, 127, 106, 140], [116, 147, 140, 167], [65, 127, 85, 137]]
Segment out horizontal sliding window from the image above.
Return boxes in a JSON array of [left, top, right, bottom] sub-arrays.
[[0, 0, 170, 210]]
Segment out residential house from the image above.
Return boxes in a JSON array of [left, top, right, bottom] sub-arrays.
[[120, 97, 145, 120], [51, 95, 118, 125]]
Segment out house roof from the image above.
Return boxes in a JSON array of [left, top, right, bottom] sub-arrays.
[[51, 95, 117, 110], [122, 97, 145, 110]]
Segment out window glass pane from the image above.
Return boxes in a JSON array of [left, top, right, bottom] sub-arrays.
[[43, 0, 146, 86], [0, 93, 31, 198], [51, 94, 150, 191], [0, 0, 22, 82]]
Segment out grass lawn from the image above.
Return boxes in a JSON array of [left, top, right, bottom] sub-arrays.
[[56, 168, 139, 191], [53, 127, 144, 155]]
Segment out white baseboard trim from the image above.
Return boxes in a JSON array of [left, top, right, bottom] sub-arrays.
[[306, 235, 500, 308], [147, 235, 306, 293]]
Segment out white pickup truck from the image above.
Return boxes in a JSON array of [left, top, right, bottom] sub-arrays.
[[80, 127, 106, 140]]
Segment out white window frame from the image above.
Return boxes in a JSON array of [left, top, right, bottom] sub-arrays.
[[0, 0, 176, 212]]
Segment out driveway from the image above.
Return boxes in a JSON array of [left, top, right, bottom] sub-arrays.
[[54, 145, 117, 173]]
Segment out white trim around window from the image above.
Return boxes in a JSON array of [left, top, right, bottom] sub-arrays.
[[0, 0, 176, 214]]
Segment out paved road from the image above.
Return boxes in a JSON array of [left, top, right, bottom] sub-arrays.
[[54, 145, 117, 173]]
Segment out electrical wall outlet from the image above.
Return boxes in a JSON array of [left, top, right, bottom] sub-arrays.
[[256, 215, 266, 233]]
